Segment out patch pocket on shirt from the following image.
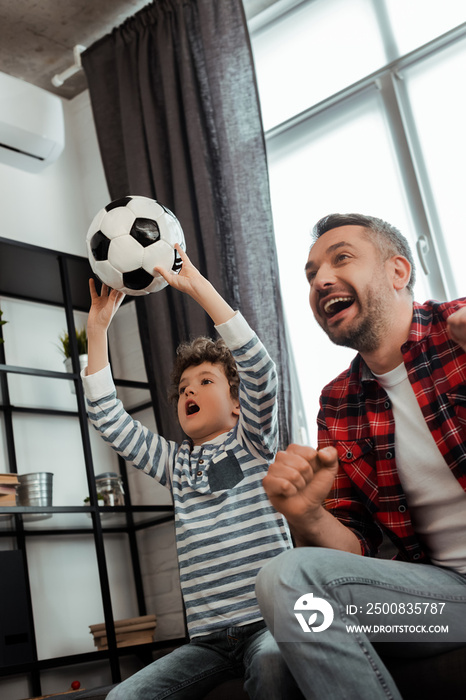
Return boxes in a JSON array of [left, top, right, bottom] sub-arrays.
[[336, 439, 374, 465], [208, 450, 244, 492], [447, 386, 466, 425]]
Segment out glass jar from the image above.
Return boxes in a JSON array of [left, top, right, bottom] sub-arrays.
[[95, 472, 125, 506]]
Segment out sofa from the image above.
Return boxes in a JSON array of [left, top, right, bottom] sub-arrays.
[[46, 540, 466, 700], [43, 644, 466, 700]]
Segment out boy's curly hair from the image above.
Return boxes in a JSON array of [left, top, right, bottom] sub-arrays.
[[169, 337, 240, 404]]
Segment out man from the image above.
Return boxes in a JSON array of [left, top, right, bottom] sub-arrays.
[[256, 213, 466, 699]]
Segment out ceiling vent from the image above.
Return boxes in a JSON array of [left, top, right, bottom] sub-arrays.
[[0, 72, 64, 173]]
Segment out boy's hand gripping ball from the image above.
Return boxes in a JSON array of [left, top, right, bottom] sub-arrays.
[[86, 196, 186, 295]]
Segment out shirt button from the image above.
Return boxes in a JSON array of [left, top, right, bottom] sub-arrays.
[[413, 553, 421, 560], [346, 451, 353, 459], [199, 459, 204, 464], [384, 401, 390, 409], [196, 471, 202, 477], [386, 451, 393, 459], [398, 505, 407, 513]]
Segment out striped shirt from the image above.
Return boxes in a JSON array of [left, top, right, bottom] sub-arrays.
[[318, 299, 466, 563], [83, 312, 292, 638]]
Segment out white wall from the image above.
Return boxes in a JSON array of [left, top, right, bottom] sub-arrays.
[[0, 75, 183, 699], [0, 85, 99, 256]]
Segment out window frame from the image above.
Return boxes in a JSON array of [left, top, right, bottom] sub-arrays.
[[250, 7, 466, 301], [248, 1, 466, 439]]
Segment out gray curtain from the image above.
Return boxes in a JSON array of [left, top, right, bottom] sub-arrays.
[[82, 0, 293, 445]]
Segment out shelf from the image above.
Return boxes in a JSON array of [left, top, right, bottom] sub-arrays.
[[0, 363, 73, 380], [0, 507, 174, 534], [0, 236, 172, 695], [0, 236, 93, 312], [0, 505, 174, 514], [0, 362, 150, 389], [0, 506, 174, 539], [0, 637, 187, 677]]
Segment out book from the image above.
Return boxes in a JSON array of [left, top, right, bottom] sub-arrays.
[[0, 472, 19, 485], [93, 625, 157, 645], [89, 614, 157, 650], [0, 490, 17, 505], [90, 619, 157, 638], [0, 485, 17, 495], [89, 613, 156, 634], [95, 633, 155, 650], [0, 474, 20, 506], [0, 475, 18, 506]]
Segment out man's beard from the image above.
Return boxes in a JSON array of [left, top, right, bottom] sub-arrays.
[[319, 286, 387, 354]]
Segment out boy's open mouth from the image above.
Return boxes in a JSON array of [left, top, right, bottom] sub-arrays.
[[186, 400, 200, 416], [323, 296, 355, 318]]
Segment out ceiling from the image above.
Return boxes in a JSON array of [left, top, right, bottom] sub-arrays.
[[0, 0, 276, 100]]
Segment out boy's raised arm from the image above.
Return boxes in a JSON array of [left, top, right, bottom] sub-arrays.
[[154, 245, 235, 327], [86, 279, 125, 375]]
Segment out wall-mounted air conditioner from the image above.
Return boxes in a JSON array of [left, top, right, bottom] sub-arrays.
[[0, 71, 64, 173]]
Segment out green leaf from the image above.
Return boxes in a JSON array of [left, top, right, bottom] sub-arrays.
[[58, 327, 88, 358]]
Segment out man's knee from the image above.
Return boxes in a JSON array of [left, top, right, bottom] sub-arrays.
[[256, 547, 363, 607], [105, 684, 125, 700], [256, 549, 298, 603], [256, 548, 321, 619]]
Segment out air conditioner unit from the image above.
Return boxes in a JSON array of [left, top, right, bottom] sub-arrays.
[[0, 72, 64, 173]]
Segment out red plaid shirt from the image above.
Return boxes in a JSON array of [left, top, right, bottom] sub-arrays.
[[318, 299, 466, 563]]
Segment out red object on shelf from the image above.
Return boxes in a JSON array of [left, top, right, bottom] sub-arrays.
[[71, 681, 81, 690]]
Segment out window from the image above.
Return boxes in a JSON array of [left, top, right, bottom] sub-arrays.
[[383, 0, 466, 56], [251, 0, 386, 130], [248, 0, 466, 442], [401, 38, 466, 297]]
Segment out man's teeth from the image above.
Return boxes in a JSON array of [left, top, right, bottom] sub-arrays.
[[324, 297, 354, 314]]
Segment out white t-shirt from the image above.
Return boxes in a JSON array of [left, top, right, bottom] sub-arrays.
[[374, 362, 466, 573]]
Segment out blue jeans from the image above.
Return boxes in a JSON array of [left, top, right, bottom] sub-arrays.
[[106, 620, 303, 700], [255, 548, 466, 700]]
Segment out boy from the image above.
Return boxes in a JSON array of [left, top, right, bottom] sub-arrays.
[[82, 245, 300, 700]]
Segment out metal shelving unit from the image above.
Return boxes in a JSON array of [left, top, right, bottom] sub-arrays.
[[0, 237, 184, 697]]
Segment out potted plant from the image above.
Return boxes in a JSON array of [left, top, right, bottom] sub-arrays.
[[0, 307, 7, 344], [84, 493, 104, 518], [58, 327, 88, 392], [83, 493, 104, 504]]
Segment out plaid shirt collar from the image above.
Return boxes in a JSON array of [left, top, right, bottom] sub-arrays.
[[353, 302, 431, 385]]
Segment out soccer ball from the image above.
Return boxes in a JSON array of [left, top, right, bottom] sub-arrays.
[[86, 195, 186, 295]]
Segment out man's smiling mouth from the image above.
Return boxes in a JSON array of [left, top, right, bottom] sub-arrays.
[[186, 401, 200, 416], [323, 296, 355, 318]]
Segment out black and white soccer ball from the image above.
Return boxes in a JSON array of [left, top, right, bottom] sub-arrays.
[[86, 196, 186, 295]]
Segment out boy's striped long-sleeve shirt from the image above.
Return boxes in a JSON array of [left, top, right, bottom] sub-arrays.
[[82, 311, 292, 638]]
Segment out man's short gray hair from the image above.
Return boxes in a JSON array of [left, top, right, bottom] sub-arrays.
[[312, 213, 416, 294]]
